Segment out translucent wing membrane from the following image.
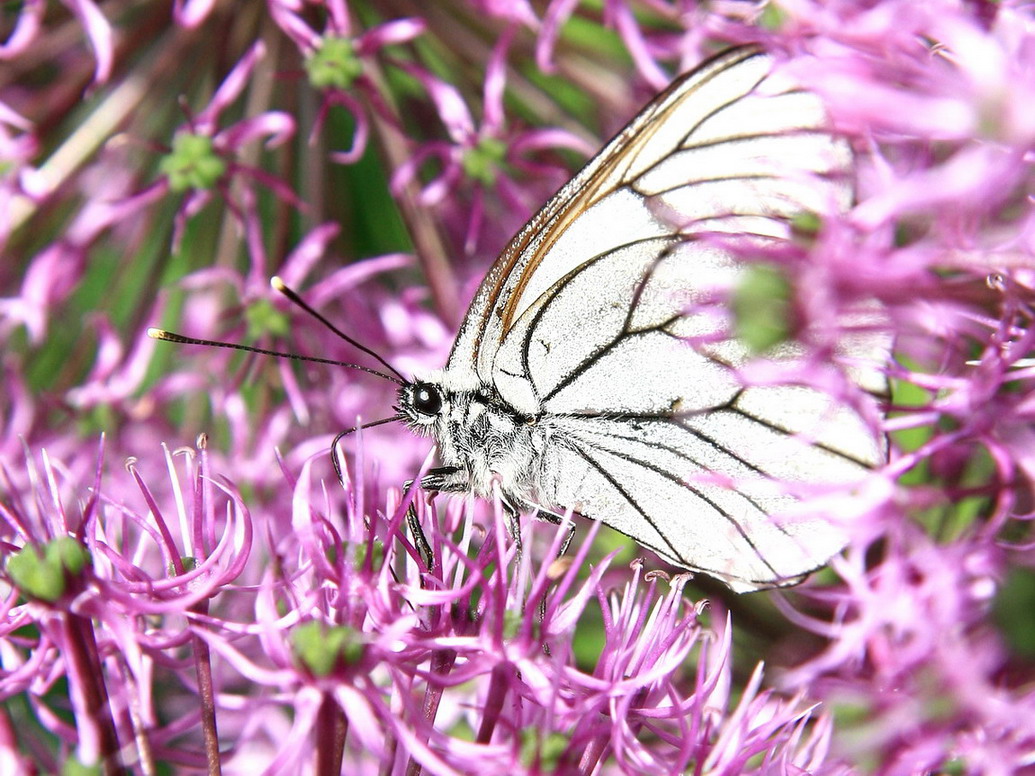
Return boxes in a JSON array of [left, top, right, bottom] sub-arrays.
[[443, 47, 883, 591]]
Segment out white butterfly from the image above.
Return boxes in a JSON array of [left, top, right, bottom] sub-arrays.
[[152, 47, 886, 592], [394, 47, 885, 592]]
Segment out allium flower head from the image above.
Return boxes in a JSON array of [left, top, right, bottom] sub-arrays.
[[391, 31, 595, 254], [3, 1, 1035, 773]]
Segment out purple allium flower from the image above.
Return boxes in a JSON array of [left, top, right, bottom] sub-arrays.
[[3, 1, 1035, 773], [0, 0, 114, 86], [152, 40, 298, 251], [391, 31, 595, 255], [1, 438, 253, 772], [268, 0, 425, 164]]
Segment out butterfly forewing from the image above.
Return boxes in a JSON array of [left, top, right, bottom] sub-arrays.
[[440, 47, 883, 591]]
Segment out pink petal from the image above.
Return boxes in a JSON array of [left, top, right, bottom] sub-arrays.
[[267, 0, 320, 52], [608, 0, 670, 90], [510, 126, 596, 157], [0, 0, 44, 58], [356, 17, 426, 53], [194, 41, 266, 133], [537, 0, 580, 73], [66, 0, 115, 85], [327, 99, 369, 164], [482, 26, 515, 132], [390, 141, 454, 197], [215, 111, 296, 151], [276, 222, 342, 289], [400, 64, 474, 142], [172, 0, 218, 28], [326, 0, 352, 36]]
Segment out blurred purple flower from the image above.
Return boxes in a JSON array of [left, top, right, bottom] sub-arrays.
[[268, 0, 425, 164], [0, 0, 114, 86], [392, 31, 594, 254], [778, 526, 1034, 772], [0, 103, 41, 253], [153, 40, 297, 251], [0, 184, 164, 344]]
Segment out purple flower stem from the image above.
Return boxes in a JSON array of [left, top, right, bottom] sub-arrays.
[[314, 693, 347, 776], [405, 647, 458, 776], [379, 727, 398, 776], [189, 600, 222, 776], [64, 612, 125, 775], [475, 661, 513, 745], [577, 723, 608, 775], [123, 670, 158, 776]]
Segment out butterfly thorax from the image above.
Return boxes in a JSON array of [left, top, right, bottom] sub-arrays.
[[397, 375, 546, 504]]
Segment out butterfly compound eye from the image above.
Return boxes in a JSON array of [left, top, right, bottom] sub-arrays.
[[412, 383, 443, 416]]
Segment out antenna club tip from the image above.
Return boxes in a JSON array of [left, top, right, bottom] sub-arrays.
[[271, 276, 286, 292], [146, 328, 166, 339]]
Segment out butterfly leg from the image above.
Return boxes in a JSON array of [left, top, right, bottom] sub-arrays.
[[402, 465, 463, 572], [501, 499, 523, 568], [497, 508, 577, 579], [523, 510, 575, 634], [535, 510, 577, 560]]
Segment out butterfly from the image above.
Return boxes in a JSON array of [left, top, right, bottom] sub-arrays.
[[152, 46, 886, 592]]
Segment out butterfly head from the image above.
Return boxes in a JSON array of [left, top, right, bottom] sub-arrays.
[[397, 380, 446, 435]]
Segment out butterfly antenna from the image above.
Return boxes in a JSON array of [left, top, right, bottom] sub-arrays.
[[147, 328, 406, 385], [271, 276, 408, 383], [330, 415, 403, 486]]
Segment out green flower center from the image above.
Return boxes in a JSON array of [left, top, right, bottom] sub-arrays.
[[292, 622, 365, 676], [305, 36, 363, 91], [245, 297, 291, 342], [160, 133, 227, 192], [461, 136, 507, 185]]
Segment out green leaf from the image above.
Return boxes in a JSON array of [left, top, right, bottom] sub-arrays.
[[993, 568, 1035, 660]]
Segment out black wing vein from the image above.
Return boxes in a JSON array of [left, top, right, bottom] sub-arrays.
[[562, 417, 787, 534], [513, 236, 682, 397], [726, 402, 878, 469], [562, 431, 781, 578]]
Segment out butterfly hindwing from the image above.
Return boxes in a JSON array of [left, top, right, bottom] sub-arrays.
[[493, 235, 880, 589]]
